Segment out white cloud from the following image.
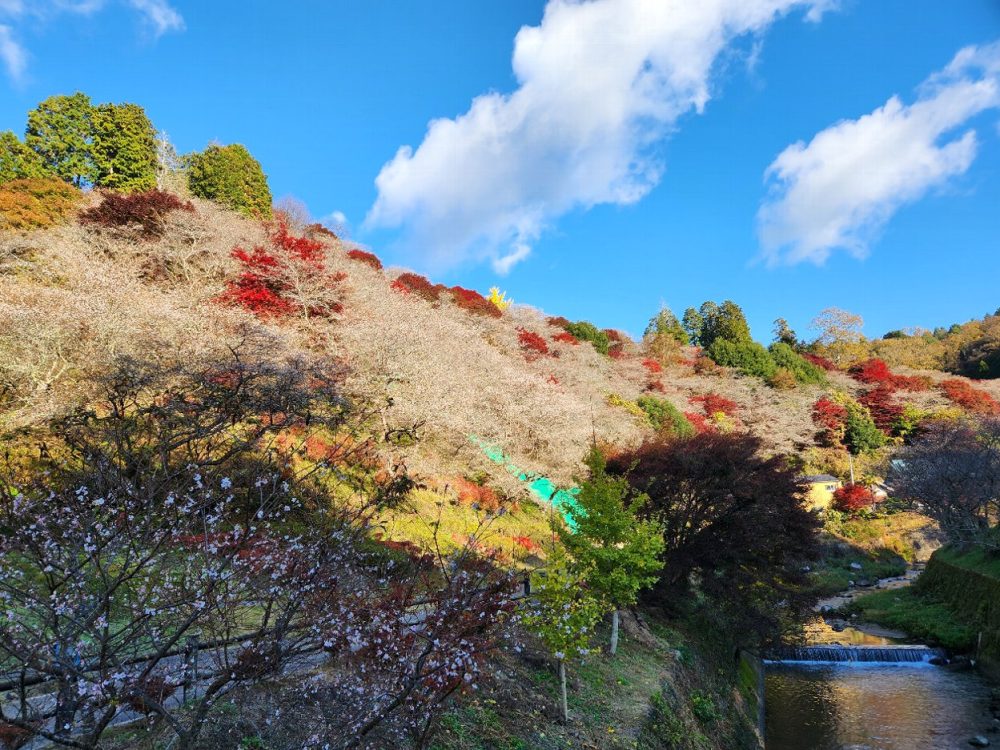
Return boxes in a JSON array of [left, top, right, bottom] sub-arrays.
[[0, 0, 182, 81], [366, 0, 829, 274], [758, 40, 1000, 265], [0, 24, 26, 82], [126, 0, 183, 36]]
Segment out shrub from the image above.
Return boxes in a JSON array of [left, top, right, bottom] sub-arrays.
[[390, 272, 446, 302], [642, 358, 663, 374], [488, 286, 512, 311], [346, 248, 382, 270], [636, 396, 694, 437], [0, 130, 51, 183], [812, 396, 848, 444], [645, 379, 666, 393], [454, 478, 501, 512], [693, 354, 722, 376], [769, 342, 826, 385], [0, 177, 81, 231], [844, 401, 886, 454], [689, 393, 738, 418], [608, 346, 626, 360], [858, 385, 904, 436], [217, 220, 344, 319], [547, 315, 571, 328], [849, 358, 894, 385], [552, 331, 579, 345], [684, 411, 714, 433], [517, 328, 549, 357], [803, 353, 837, 371], [79, 189, 193, 238], [832, 483, 876, 513], [938, 378, 1000, 415], [707, 339, 777, 379], [607, 393, 647, 420], [768, 367, 798, 390], [450, 286, 502, 317], [564, 321, 611, 355], [188, 143, 272, 218]]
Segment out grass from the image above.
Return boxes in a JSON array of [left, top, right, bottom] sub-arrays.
[[841, 587, 977, 651]]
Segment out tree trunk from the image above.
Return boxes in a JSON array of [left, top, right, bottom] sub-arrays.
[[609, 609, 620, 656], [558, 659, 568, 723]]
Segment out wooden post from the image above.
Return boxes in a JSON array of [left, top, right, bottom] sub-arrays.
[[559, 660, 568, 723]]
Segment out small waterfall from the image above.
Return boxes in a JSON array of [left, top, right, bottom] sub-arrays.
[[767, 645, 940, 664]]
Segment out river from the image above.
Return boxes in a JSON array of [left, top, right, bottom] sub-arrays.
[[765, 619, 997, 749]]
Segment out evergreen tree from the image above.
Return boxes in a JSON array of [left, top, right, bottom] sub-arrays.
[[25, 93, 96, 187], [698, 300, 751, 349], [0, 131, 51, 183], [188, 143, 272, 218], [91, 103, 157, 192], [644, 306, 688, 345], [558, 447, 664, 655], [682, 307, 704, 346], [772, 317, 798, 348]]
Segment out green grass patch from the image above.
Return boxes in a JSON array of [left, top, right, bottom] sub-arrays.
[[842, 587, 976, 651]]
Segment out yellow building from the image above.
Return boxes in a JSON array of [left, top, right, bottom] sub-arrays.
[[801, 474, 842, 511]]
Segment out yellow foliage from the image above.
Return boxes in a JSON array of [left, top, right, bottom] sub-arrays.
[[606, 393, 646, 420], [488, 286, 512, 311], [0, 178, 81, 231]]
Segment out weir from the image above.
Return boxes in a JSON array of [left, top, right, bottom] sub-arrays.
[[767, 644, 940, 664]]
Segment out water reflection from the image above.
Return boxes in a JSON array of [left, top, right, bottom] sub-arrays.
[[766, 663, 994, 750]]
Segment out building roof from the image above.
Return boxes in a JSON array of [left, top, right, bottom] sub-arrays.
[[801, 474, 840, 483]]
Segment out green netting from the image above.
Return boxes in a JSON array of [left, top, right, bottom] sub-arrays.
[[470, 436, 580, 525]]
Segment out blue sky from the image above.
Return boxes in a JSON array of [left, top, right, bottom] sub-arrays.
[[2, 1, 999, 342]]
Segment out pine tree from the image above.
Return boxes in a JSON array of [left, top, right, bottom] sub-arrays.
[[91, 103, 157, 193], [558, 447, 664, 655], [25, 93, 96, 187], [188, 143, 272, 218]]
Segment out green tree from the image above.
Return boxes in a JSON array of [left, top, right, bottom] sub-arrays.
[[773, 317, 798, 348], [682, 307, 704, 346], [0, 131, 51, 183], [698, 299, 751, 349], [25, 93, 96, 186], [844, 400, 885, 455], [188, 143, 272, 218], [91, 102, 157, 192], [645, 306, 688, 345], [523, 549, 605, 722], [559, 448, 664, 655]]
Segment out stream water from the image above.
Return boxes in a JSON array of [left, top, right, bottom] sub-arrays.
[[765, 625, 997, 749]]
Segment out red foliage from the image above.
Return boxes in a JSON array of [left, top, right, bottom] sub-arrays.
[[551, 331, 579, 345], [218, 220, 344, 319], [849, 358, 893, 384], [832, 483, 876, 513], [812, 396, 848, 431], [858, 385, 904, 435], [848, 358, 929, 392], [511, 535, 539, 553], [547, 315, 571, 328], [689, 393, 739, 418], [802, 353, 837, 371], [693, 355, 721, 376], [645, 379, 666, 393], [546, 374, 560, 386], [604, 329, 624, 342], [517, 328, 549, 357], [608, 346, 626, 360], [683, 411, 715, 434], [80, 189, 193, 238], [939, 378, 1000, 415], [346, 248, 383, 270], [642, 358, 663, 374], [305, 222, 338, 240], [391, 272, 446, 302], [449, 286, 502, 317], [455, 478, 502, 512]]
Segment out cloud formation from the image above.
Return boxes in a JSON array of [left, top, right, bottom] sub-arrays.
[[758, 40, 1000, 265], [366, 0, 831, 275], [0, 24, 26, 82], [0, 0, 183, 82]]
